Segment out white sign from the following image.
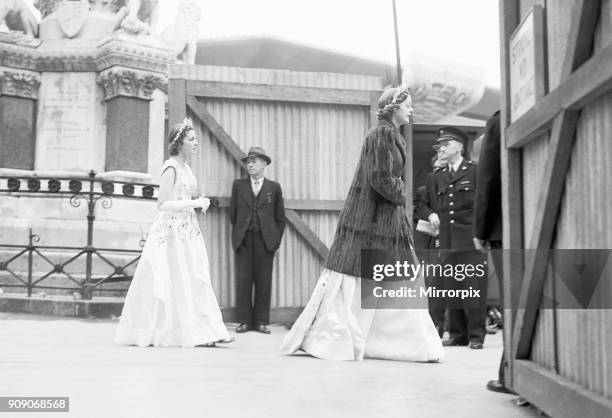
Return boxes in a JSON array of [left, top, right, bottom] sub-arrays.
[[510, 10, 537, 122], [35, 72, 105, 171]]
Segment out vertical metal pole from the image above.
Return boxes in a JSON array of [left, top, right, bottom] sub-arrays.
[[83, 171, 95, 300], [392, 0, 403, 85], [27, 228, 33, 297], [393, 0, 409, 223]]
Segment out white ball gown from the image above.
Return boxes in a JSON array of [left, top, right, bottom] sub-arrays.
[[114, 158, 230, 347], [280, 269, 444, 362]]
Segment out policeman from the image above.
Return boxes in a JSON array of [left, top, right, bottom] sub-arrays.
[[415, 126, 487, 349]]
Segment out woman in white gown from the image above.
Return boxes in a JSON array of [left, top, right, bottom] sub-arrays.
[[281, 87, 444, 362], [114, 118, 232, 348]]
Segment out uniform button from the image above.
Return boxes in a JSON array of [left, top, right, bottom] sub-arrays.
[[449, 193, 454, 197], [449, 185, 454, 188], [450, 220, 455, 224], [449, 210, 454, 214], [449, 202, 454, 206]]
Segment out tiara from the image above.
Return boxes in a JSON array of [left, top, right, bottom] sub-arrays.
[[376, 86, 411, 119], [170, 117, 193, 144], [392, 86, 411, 104]]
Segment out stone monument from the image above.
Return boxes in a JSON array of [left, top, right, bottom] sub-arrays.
[[0, 0, 189, 258]]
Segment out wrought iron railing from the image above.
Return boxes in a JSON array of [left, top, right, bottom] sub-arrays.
[[0, 171, 158, 299], [0, 229, 142, 299]]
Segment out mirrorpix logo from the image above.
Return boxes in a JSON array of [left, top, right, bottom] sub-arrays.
[[526, 249, 612, 309], [359, 249, 487, 309]]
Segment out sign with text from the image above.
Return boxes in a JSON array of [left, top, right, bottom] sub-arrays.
[[35, 72, 106, 171], [510, 6, 544, 122]]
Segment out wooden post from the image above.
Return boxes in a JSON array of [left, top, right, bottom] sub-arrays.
[[499, 0, 521, 391], [168, 78, 187, 126]]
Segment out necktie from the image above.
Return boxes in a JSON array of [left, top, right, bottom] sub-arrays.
[[253, 180, 261, 196]]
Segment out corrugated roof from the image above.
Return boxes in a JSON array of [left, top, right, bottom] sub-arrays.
[[196, 36, 500, 121]]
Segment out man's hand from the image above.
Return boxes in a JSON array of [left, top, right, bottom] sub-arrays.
[[473, 237, 488, 253], [428, 213, 440, 230]]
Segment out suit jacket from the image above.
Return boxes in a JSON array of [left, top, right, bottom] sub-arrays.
[[415, 159, 478, 250], [229, 177, 286, 252], [473, 111, 502, 242], [413, 185, 437, 251]]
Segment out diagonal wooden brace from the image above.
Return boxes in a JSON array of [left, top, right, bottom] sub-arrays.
[[186, 95, 330, 261]]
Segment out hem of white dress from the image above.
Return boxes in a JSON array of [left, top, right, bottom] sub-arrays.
[[114, 325, 230, 348], [281, 269, 445, 362]]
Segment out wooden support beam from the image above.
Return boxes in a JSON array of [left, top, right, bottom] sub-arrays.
[[507, 36, 611, 149], [512, 110, 580, 358], [211, 197, 343, 211], [560, 0, 602, 79], [500, 0, 521, 391], [284, 199, 344, 211], [284, 209, 329, 261], [186, 95, 247, 164], [186, 95, 331, 261], [168, 79, 186, 125], [186, 80, 373, 106], [512, 0, 600, 359], [514, 360, 612, 418]]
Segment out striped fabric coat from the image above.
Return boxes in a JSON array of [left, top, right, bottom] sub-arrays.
[[325, 119, 414, 277]]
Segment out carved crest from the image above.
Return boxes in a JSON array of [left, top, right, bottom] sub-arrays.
[[57, 0, 89, 39]]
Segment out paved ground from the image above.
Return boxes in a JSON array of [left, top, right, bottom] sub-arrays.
[[0, 313, 541, 418]]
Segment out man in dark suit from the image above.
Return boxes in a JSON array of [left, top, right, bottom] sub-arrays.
[[230, 147, 285, 334], [415, 126, 487, 349], [473, 111, 514, 394]]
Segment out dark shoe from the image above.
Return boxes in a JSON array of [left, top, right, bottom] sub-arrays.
[[469, 341, 484, 349], [486, 327, 498, 335], [195, 342, 216, 347], [442, 339, 468, 346], [235, 323, 250, 333], [255, 324, 271, 334], [486, 380, 515, 394], [216, 337, 236, 344]]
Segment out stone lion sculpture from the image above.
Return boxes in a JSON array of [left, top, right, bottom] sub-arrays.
[[159, 0, 201, 64], [0, 0, 40, 37]]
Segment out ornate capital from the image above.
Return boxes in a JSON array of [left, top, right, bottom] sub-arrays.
[[97, 69, 166, 101], [0, 69, 41, 99], [0, 29, 176, 73]]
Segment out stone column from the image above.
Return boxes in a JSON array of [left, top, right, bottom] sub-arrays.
[[0, 67, 41, 169], [97, 67, 166, 173]]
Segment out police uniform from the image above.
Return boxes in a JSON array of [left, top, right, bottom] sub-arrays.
[[415, 127, 487, 347]]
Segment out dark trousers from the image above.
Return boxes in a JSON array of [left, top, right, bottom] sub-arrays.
[[444, 250, 488, 344], [490, 240, 505, 384], [235, 231, 274, 325], [423, 250, 445, 338]]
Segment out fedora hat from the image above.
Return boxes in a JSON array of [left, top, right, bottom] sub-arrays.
[[241, 146, 271, 164]]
